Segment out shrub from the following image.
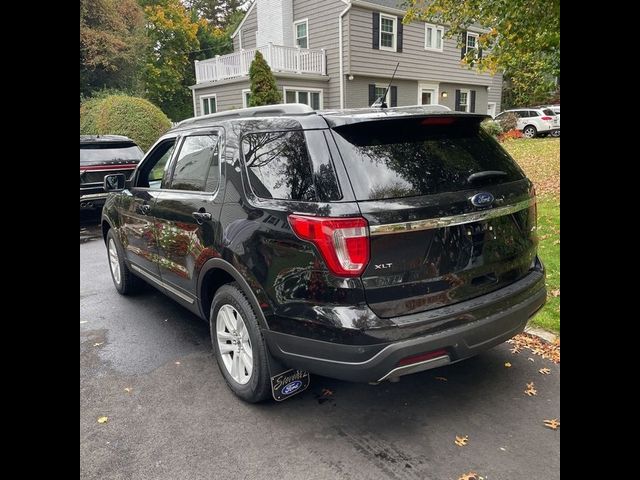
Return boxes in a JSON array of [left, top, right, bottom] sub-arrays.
[[496, 112, 518, 132], [248, 51, 282, 106], [80, 95, 171, 151], [481, 119, 503, 137], [498, 129, 524, 142]]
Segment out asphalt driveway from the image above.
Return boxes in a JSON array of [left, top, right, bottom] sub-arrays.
[[80, 222, 559, 480]]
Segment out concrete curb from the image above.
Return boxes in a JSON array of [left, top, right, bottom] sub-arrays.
[[524, 325, 558, 344]]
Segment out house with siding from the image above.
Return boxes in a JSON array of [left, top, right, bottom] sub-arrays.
[[190, 0, 503, 117]]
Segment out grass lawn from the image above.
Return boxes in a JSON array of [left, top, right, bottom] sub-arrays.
[[503, 138, 560, 334]]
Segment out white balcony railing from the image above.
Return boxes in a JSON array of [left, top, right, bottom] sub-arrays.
[[195, 43, 326, 84]]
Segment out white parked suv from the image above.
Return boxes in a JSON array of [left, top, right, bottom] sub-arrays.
[[495, 108, 559, 138]]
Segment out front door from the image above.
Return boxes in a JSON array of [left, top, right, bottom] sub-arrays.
[[155, 131, 224, 301], [119, 139, 177, 277], [418, 83, 439, 105]]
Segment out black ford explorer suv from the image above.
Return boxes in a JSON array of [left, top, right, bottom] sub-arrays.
[[101, 104, 545, 403], [80, 135, 143, 211]]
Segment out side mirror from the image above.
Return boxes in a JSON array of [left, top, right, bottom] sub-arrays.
[[104, 173, 126, 192]]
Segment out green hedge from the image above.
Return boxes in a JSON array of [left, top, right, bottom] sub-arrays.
[[80, 95, 171, 152]]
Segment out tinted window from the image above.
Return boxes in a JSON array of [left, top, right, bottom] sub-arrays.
[[242, 130, 340, 201], [80, 143, 143, 165], [170, 135, 219, 192], [332, 118, 525, 200], [543, 109, 555, 116]]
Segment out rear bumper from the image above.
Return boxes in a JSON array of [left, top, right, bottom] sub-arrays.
[[264, 267, 546, 383]]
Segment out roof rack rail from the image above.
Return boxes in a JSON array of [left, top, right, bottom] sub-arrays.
[[174, 103, 315, 128]]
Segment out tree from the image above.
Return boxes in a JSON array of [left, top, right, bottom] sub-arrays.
[[248, 51, 282, 107], [405, 0, 560, 107], [80, 0, 147, 98], [185, 0, 247, 28]]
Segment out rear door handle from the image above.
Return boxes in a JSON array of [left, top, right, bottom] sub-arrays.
[[139, 204, 151, 215], [192, 211, 212, 224]]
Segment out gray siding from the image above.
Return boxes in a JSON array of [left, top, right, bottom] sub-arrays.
[[344, 76, 417, 108], [193, 74, 329, 114], [293, 0, 346, 109], [438, 83, 488, 113], [238, 5, 258, 50], [348, 6, 498, 87], [487, 72, 503, 113]]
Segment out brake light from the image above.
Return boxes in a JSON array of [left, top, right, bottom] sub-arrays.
[[288, 215, 369, 277], [421, 117, 456, 126], [541, 116, 553, 121], [397, 349, 448, 367]]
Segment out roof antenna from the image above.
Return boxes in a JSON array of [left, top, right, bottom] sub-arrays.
[[372, 62, 400, 108]]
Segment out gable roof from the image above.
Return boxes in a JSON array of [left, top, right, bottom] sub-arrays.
[[230, 1, 256, 39]]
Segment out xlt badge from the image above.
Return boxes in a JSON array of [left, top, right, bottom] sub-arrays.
[[374, 263, 393, 270]]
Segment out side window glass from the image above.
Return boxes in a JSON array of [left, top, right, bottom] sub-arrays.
[[137, 139, 176, 189], [170, 134, 219, 192]]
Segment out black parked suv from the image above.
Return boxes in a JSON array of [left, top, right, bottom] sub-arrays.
[[101, 104, 546, 403], [80, 135, 143, 211]]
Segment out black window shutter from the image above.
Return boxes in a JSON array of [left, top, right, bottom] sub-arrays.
[[397, 17, 403, 52], [470, 90, 476, 113], [372, 12, 380, 49], [369, 84, 376, 105], [461, 32, 467, 59], [455, 89, 461, 111], [390, 86, 398, 107], [478, 46, 483, 59]]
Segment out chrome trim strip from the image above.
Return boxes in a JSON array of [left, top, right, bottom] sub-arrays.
[[131, 265, 195, 304], [377, 355, 451, 382], [369, 198, 534, 236], [80, 193, 109, 200]]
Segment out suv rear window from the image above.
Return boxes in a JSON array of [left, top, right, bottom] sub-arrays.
[[241, 130, 341, 202], [542, 109, 556, 116], [80, 142, 143, 165], [332, 117, 524, 200]]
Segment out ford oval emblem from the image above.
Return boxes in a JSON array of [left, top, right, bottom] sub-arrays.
[[282, 380, 303, 395], [470, 192, 495, 207]]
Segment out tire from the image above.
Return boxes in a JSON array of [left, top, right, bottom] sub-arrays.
[[106, 229, 143, 295], [210, 283, 271, 403], [550, 130, 560, 137], [522, 125, 537, 138]]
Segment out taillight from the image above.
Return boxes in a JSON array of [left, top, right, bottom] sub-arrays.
[[541, 116, 553, 121], [288, 215, 370, 277]]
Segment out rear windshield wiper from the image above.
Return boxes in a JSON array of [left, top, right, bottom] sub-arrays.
[[467, 170, 507, 183]]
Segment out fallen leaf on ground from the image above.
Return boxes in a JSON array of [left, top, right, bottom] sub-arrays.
[[321, 388, 334, 397], [124, 387, 132, 393], [454, 435, 469, 447], [458, 472, 478, 480], [97, 416, 108, 424], [550, 289, 560, 297], [175, 361, 181, 365], [93, 342, 103, 347], [539, 368, 551, 375], [525, 382, 537, 396], [543, 418, 560, 430], [553, 239, 560, 245], [504, 362, 512, 368], [510, 346, 522, 354], [528, 358, 535, 362], [507, 333, 560, 363], [434, 376, 448, 381], [80, 321, 88, 324]]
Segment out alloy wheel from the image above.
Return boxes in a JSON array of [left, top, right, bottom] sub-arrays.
[[108, 238, 121, 285], [216, 304, 253, 384]]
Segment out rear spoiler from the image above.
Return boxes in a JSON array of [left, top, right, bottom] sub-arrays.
[[324, 112, 490, 129]]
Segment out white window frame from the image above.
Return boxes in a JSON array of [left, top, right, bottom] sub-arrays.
[[466, 32, 479, 58], [374, 84, 390, 106], [293, 18, 309, 49], [459, 88, 471, 112], [379, 14, 397, 52], [424, 23, 444, 52], [487, 102, 497, 118], [200, 94, 217, 116], [282, 87, 323, 109], [418, 82, 439, 105], [242, 89, 251, 109]]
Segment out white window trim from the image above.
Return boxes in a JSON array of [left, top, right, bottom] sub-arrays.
[[374, 84, 391, 106], [200, 94, 217, 116], [424, 23, 444, 52], [282, 86, 323, 109], [417, 82, 439, 105], [379, 14, 397, 52], [242, 89, 251, 109], [466, 32, 479, 58], [487, 101, 497, 118], [293, 18, 309, 48], [459, 88, 471, 113]]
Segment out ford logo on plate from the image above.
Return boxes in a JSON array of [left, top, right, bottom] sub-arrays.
[[282, 380, 303, 395], [470, 192, 495, 207]]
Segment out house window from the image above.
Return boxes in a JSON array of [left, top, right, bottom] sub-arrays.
[[200, 95, 217, 116], [283, 88, 322, 110], [459, 89, 470, 112], [374, 85, 389, 105], [242, 89, 251, 108], [380, 14, 396, 51], [294, 19, 308, 48], [466, 32, 479, 57], [425, 23, 443, 51]]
